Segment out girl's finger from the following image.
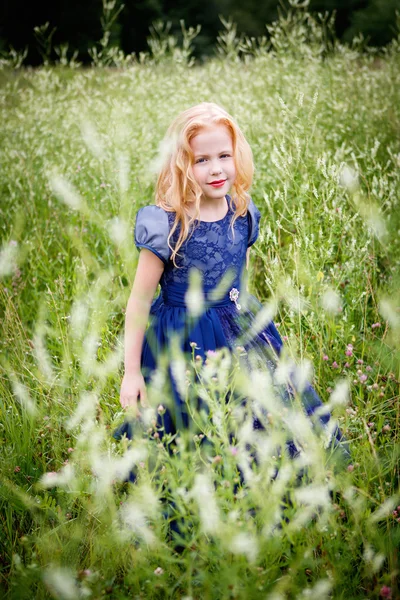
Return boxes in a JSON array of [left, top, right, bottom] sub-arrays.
[[120, 395, 138, 408]]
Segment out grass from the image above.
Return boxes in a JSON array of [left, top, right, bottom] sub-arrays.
[[0, 12, 400, 600]]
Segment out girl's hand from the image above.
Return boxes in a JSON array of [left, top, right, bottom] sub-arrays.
[[120, 372, 147, 416]]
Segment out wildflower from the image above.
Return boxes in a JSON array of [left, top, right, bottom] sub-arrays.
[[357, 359, 364, 365], [372, 383, 379, 390], [330, 380, 350, 406], [120, 501, 156, 546], [229, 532, 259, 563], [108, 216, 129, 245], [207, 350, 217, 357], [295, 484, 331, 507], [212, 455, 222, 464], [190, 341, 199, 349], [321, 288, 342, 313], [359, 374, 368, 383], [67, 447, 74, 453], [79, 569, 92, 579], [382, 424, 391, 432], [14, 466, 21, 473], [379, 299, 400, 329], [379, 586, 392, 599], [44, 567, 80, 599], [345, 344, 353, 356], [185, 271, 204, 317], [49, 173, 83, 211], [368, 422, 375, 428], [190, 474, 220, 534], [331, 361, 339, 369], [371, 322, 381, 329], [347, 464, 354, 472], [229, 446, 238, 456], [283, 335, 288, 342], [154, 567, 164, 576], [322, 354, 329, 361], [366, 365, 372, 372], [344, 362, 351, 368], [339, 165, 359, 191], [0, 240, 19, 277], [157, 404, 166, 415]]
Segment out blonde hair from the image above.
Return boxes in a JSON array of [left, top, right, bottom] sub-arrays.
[[155, 102, 254, 264]]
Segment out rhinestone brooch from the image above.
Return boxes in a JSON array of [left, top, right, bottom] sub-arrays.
[[229, 287, 241, 310]]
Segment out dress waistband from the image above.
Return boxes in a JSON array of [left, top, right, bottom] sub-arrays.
[[161, 281, 241, 309]]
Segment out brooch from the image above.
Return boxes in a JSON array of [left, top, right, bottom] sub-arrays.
[[229, 287, 241, 310]]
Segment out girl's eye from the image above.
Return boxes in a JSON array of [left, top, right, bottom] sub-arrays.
[[195, 158, 207, 164], [220, 154, 231, 159]]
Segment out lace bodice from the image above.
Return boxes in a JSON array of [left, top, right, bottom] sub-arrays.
[[134, 196, 260, 289]]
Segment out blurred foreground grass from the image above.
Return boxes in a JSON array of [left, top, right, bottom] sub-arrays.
[[0, 14, 400, 600]]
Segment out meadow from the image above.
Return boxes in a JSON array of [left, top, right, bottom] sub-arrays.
[[1, 12, 400, 600]]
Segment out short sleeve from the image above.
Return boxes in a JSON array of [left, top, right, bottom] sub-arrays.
[[134, 205, 171, 264], [247, 199, 261, 247]]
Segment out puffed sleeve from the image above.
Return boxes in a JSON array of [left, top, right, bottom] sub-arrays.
[[247, 199, 261, 247], [134, 205, 171, 264]]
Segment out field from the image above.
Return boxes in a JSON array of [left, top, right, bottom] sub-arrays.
[[1, 15, 400, 600]]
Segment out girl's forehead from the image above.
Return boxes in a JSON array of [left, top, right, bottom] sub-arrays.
[[190, 124, 233, 152]]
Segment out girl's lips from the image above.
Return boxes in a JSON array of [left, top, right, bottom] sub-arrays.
[[209, 180, 226, 187]]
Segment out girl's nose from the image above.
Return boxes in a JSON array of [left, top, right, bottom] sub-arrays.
[[210, 161, 222, 175]]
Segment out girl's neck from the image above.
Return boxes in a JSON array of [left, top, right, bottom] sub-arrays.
[[187, 195, 229, 223]]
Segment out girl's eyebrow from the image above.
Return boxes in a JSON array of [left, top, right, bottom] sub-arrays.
[[194, 149, 232, 157]]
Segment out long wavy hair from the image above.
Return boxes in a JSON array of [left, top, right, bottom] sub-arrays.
[[155, 102, 254, 264]]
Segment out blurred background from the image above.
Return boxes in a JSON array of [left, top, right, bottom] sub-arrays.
[[1, 0, 399, 65]]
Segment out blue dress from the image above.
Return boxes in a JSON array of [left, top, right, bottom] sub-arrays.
[[115, 196, 347, 457]]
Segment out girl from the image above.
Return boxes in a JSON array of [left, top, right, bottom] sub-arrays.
[[115, 102, 346, 456]]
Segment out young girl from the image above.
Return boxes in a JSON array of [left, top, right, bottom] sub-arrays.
[[115, 102, 346, 455]]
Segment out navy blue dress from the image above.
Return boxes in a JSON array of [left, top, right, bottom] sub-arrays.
[[115, 196, 347, 457]]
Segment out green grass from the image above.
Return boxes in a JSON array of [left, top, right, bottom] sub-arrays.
[[0, 14, 400, 600]]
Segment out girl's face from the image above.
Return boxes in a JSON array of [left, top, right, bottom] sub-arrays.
[[190, 125, 236, 203]]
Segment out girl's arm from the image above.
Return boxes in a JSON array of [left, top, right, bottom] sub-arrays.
[[120, 249, 164, 412]]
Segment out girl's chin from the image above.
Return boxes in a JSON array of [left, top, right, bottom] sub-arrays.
[[203, 184, 231, 198]]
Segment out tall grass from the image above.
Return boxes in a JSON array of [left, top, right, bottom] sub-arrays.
[[0, 11, 399, 599]]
